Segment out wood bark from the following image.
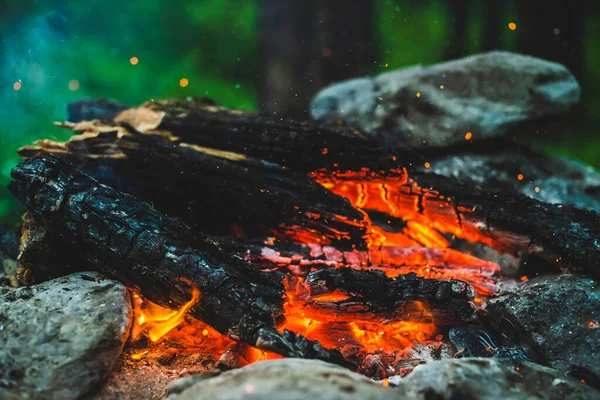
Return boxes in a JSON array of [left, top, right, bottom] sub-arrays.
[[20, 98, 600, 281], [8, 155, 352, 367]]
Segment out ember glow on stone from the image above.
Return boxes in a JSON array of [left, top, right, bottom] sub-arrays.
[[424, 162, 431, 169], [508, 22, 517, 30], [535, 186, 540, 193], [416, 92, 421, 97], [517, 174, 524, 181], [465, 132, 472, 140], [439, 84, 445, 89]]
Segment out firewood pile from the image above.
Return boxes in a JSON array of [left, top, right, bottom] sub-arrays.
[[1, 52, 598, 400]]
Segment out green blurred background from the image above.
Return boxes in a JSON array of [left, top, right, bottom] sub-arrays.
[[1, 0, 599, 222]]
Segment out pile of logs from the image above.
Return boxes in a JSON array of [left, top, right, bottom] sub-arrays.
[[8, 97, 600, 368]]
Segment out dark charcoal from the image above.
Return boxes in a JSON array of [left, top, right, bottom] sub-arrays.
[[8, 155, 351, 368], [304, 268, 476, 325]]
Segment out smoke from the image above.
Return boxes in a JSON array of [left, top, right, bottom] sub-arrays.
[[0, 11, 77, 220]]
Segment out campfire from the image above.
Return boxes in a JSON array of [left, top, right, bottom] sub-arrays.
[[3, 49, 600, 398], [5, 93, 599, 389]]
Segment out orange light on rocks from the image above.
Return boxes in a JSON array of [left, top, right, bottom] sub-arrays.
[[517, 174, 524, 181], [520, 275, 528, 282], [416, 92, 421, 98], [424, 162, 431, 169], [180, 78, 189, 88], [508, 22, 517, 31], [464, 132, 472, 141], [382, 379, 389, 387], [439, 85, 445, 89], [321, 147, 329, 155], [130, 57, 139, 65], [535, 186, 540, 193]]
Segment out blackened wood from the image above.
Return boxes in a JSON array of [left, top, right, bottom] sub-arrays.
[[8, 155, 352, 367], [304, 268, 476, 325], [103, 97, 387, 172], [19, 129, 368, 247], [21, 98, 600, 280], [410, 171, 600, 281]]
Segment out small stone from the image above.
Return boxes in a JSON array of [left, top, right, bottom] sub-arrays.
[[169, 359, 394, 400], [0, 272, 132, 399], [487, 274, 600, 376], [394, 358, 598, 400], [311, 51, 580, 148]]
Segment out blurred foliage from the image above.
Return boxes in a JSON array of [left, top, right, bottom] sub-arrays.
[[0, 0, 598, 222]]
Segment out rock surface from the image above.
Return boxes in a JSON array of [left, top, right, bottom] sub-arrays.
[[394, 358, 598, 400], [168, 359, 394, 400], [487, 274, 600, 376], [418, 149, 600, 213], [0, 225, 19, 287], [0, 272, 132, 399], [311, 51, 580, 147]]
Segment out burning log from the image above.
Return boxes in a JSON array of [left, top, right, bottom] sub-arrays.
[[19, 97, 600, 281], [19, 128, 367, 247], [8, 155, 351, 367], [303, 268, 476, 325]]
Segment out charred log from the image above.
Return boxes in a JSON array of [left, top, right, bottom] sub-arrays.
[[110, 97, 386, 172], [19, 129, 368, 248], [19, 98, 600, 280], [304, 268, 476, 325], [8, 155, 352, 367]]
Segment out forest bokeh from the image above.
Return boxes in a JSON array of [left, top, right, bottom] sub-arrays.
[[1, 0, 599, 222]]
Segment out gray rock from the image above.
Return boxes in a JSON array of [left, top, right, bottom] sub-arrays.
[[168, 359, 394, 400], [420, 151, 600, 213], [0, 272, 132, 399], [311, 51, 580, 147], [394, 358, 598, 400], [487, 275, 600, 376]]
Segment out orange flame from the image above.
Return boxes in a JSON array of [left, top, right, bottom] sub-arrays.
[[132, 280, 201, 342]]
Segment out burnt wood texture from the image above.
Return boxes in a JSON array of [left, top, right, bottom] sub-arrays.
[[8, 155, 351, 367], [19, 98, 600, 280]]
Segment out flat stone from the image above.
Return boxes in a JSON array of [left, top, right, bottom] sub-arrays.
[[487, 275, 600, 376], [394, 358, 598, 400], [311, 51, 580, 147], [169, 359, 394, 400], [420, 151, 600, 213], [0, 272, 132, 399]]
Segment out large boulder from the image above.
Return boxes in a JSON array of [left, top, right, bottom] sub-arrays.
[[393, 358, 597, 400], [168, 359, 394, 400], [487, 274, 600, 376], [311, 51, 580, 147], [0, 272, 132, 399]]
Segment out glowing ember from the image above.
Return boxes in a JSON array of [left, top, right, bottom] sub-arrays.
[[130, 57, 139, 65], [508, 22, 517, 31], [180, 78, 189, 88], [129, 167, 503, 375], [465, 132, 472, 140]]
